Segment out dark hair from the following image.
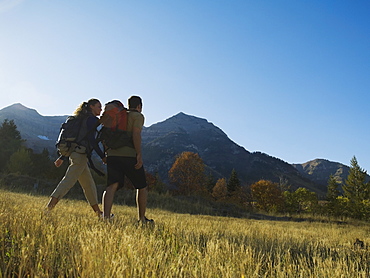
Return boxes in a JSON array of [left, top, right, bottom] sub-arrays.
[[74, 98, 100, 116], [128, 96, 142, 109]]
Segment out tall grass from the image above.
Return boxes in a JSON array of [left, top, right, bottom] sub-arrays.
[[1, 189, 369, 277]]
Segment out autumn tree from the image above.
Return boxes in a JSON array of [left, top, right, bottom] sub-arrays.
[[169, 152, 207, 195], [251, 180, 284, 212], [0, 119, 24, 172], [212, 178, 228, 200]]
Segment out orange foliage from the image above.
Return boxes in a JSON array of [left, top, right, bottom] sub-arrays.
[[169, 151, 206, 195], [251, 179, 284, 212], [212, 178, 228, 200]]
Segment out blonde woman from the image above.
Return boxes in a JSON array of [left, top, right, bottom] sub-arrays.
[[46, 99, 106, 215]]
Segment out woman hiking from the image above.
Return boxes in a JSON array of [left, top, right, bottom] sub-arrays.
[[45, 99, 106, 216]]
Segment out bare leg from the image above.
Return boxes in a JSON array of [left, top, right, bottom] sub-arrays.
[[137, 187, 148, 221], [91, 204, 102, 215], [46, 196, 59, 210], [102, 182, 118, 218]]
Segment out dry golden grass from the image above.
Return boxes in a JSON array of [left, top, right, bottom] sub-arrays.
[[1, 189, 370, 277]]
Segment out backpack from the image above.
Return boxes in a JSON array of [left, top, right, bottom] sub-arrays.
[[56, 115, 88, 157], [98, 100, 134, 150]]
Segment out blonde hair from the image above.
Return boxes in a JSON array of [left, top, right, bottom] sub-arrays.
[[73, 98, 100, 117]]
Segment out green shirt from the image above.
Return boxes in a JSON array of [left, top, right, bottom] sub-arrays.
[[107, 111, 144, 157]]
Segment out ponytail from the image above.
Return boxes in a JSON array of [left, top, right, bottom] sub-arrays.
[[73, 99, 99, 116]]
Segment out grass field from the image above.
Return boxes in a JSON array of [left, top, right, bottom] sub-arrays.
[[1, 189, 370, 277]]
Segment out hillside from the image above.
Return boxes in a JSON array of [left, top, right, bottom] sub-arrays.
[[293, 159, 370, 187], [0, 103, 66, 154], [141, 112, 324, 194], [293, 159, 349, 186]]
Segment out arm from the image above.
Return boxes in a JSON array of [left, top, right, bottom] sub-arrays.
[[54, 155, 67, 167], [86, 116, 106, 162], [132, 126, 143, 169]]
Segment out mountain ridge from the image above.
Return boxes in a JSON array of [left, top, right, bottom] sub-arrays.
[[0, 103, 354, 196]]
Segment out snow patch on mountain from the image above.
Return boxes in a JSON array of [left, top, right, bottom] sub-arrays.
[[38, 135, 51, 140]]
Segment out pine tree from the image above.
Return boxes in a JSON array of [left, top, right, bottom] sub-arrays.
[[342, 156, 369, 203], [31, 148, 53, 178], [227, 169, 241, 193], [0, 119, 24, 172], [326, 175, 341, 216], [327, 174, 340, 202], [205, 172, 216, 193]]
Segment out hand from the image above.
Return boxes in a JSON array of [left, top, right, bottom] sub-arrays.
[[54, 158, 64, 168], [101, 157, 107, 165], [135, 153, 143, 169]]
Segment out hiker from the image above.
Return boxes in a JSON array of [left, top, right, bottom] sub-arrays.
[[45, 99, 106, 215], [102, 96, 153, 224]]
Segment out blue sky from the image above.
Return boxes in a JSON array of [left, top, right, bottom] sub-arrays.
[[1, 0, 369, 171]]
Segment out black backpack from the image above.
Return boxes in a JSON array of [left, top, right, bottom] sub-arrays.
[[56, 115, 105, 176], [56, 115, 89, 157]]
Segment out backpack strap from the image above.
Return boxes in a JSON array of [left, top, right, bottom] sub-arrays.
[[87, 155, 105, 176], [81, 119, 105, 176]]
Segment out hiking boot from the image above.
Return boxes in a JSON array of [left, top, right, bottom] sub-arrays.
[[138, 217, 154, 225], [100, 213, 114, 220]]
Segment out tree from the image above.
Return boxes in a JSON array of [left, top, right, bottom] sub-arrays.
[[227, 169, 241, 194], [169, 152, 207, 195], [283, 188, 318, 214], [6, 147, 33, 175], [0, 119, 24, 172], [342, 156, 369, 202], [326, 174, 340, 215], [293, 188, 318, 213], [212, 178, 228, 200], [30, 148, 54, 179], [283, 191, 300, 213], [327, 175, 340, 202], [147, 172, 167, 194], [205, 172, 216, 193], [251, 180, 284, 212]]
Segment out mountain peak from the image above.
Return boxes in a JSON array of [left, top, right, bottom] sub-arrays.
[[3, 103, 40, 116], [154, 112, 225, 136], [171, 112, 203, 120]]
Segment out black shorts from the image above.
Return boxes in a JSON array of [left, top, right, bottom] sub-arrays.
[[107, 156, 147, 190]]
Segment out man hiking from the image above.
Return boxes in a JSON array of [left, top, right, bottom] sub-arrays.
[[102, 96, 153, 224]]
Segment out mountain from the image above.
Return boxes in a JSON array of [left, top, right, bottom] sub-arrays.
[[141, 112, 325, 195], [0, 103, 66, 154], [292, 159, 370, 188], [0, 103, 348, 196]]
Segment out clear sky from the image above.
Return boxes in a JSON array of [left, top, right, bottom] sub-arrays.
[[1, 0, 369, 171]]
